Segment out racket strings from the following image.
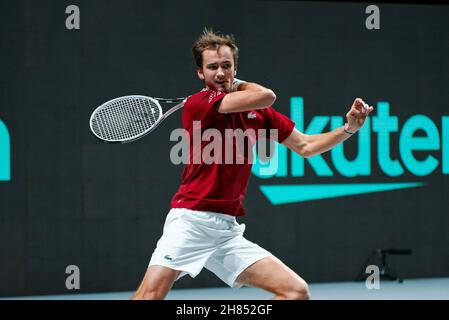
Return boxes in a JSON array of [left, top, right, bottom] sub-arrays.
[[91, 98, 161, 141]]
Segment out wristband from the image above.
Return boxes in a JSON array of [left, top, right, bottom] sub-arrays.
[[343, 125, 355, 135]]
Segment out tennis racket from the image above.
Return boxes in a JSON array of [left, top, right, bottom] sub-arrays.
[[89, 95, 187, 143]]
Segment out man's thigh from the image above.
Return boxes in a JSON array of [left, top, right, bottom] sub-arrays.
[[235, 255, 308, 294]]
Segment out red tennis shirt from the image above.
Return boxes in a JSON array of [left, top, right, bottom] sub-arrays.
[[170, 89, 295, 216]]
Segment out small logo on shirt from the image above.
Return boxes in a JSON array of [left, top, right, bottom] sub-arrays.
[[247, 112, 257, 119], [164, 255, 173, 261]]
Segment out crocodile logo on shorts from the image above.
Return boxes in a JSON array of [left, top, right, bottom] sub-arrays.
[[164, 255, 173, 261]]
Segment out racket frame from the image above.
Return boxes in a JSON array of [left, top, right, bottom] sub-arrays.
[[89, 95, 186, 144]]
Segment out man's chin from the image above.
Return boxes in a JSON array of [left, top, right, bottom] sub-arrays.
[[207, 83, 231, 93], [216, 85, 231, 93]]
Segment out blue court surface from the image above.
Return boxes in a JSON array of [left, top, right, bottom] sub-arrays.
[[2, 278, 448, 300]]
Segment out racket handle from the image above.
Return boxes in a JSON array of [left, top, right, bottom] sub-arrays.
[[162, 100, 186, 119], [153, 97, 186, 103]]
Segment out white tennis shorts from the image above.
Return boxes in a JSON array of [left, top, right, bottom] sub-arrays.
[[149, 208, 272, 288]]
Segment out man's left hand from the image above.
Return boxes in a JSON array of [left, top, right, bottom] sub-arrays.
[[345, 98, 374, 133]]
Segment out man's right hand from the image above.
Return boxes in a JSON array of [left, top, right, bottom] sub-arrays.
[[231, 78, 247, 92]]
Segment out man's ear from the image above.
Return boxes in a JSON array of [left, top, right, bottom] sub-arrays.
[[197, 68, 205, 80], [234, 69, 237, 76]]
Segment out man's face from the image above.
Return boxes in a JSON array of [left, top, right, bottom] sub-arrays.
[[197, 45, 236, 93]]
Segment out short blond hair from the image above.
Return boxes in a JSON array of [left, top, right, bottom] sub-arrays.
[[192, 28, 239, 68]]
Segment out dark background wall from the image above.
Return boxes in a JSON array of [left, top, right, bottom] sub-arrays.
[[0, 0, 448, 296]]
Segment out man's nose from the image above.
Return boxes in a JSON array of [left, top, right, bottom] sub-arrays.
[[217, 67, 225, 77]]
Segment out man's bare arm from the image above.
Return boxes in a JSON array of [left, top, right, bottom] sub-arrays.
[[282, 98, 374, 158], [216, 82, 276, 114], [283, 127, 353, 158]]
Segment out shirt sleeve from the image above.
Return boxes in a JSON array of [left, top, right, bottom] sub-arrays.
[[183, 90, 227, 127], [263, 106, 296, 143]]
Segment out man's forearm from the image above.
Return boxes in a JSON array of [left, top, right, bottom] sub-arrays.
[[288, 98, 372, 158], [218, 80, 276, 113], [237, 82, 269, 92], [306, 125, 353, 157]]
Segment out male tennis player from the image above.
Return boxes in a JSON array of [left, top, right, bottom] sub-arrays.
[[132, 29, 373, 300]]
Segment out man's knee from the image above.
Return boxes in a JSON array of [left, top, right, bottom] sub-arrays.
[[131, 288, 166, 300], [282, 282, 311, 300], [131, 266, 180, 300]]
